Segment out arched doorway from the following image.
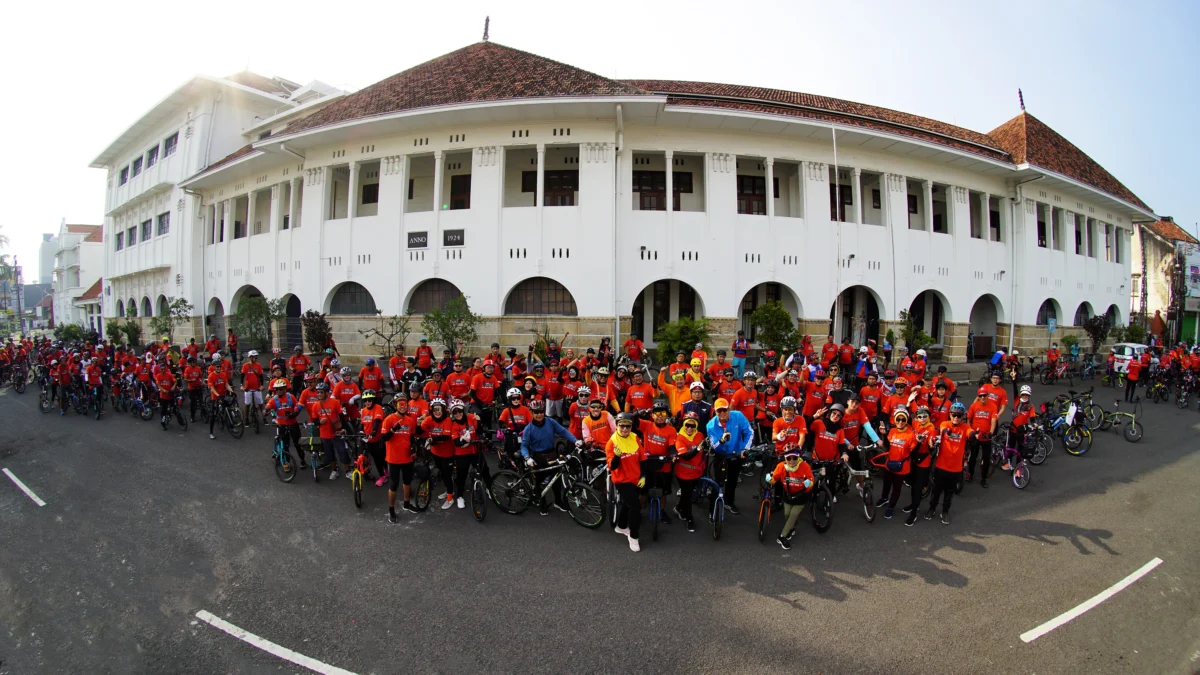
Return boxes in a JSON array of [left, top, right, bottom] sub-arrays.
[[207, 298, 225, 341], [1073, 302, 1094, 326], [1105, 304, 1121, 327], [908, 290, 951, 345], [830, 285, 881, 346], [968, 294, 1004, 361], [156, 295, 169, 318], [282, 294, 303, 351], [141, 297, 153, 318], [504, 277, 578, 315], [737, 282, 801, 346], [116, 299, 125, 318], [407, 279, 464, 314], [231, 285, 264, 313], [327, 282, 377, 315], [630, 279, 705, 346], [1036, 299, 1060, 326], [127, 298, 137, 318]]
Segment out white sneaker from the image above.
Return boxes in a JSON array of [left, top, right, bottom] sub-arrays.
[[437, 492, 448, 501], [614, 526, 631, 537], [330, 470, 340, 480], [456, 497, 465, 509], [628, 536, 640, 552], [441, 497, 454, 510], [345, 471, 353, 480], [856, 484, 864, 497], [833, 495, 838, 504]]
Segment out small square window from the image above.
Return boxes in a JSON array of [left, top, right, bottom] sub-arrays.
[[119, 166, 129, 185], [141, 219, 152, 242], [156, 212, 170, 236], [131, 156, 143, 177], [163, 132, 178, 157], [145, 145, 159, 168], [115, 232, 124, 251], [361, 183, 379, 205]]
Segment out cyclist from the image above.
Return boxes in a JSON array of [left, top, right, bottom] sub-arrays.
[[705, 398, 754, 514], [766, 448, 814, 550], [182, 357, 205, 422], [414, 337, 435, 377], [519, 399, 578, 515], [359, 358, 385, 395], [965, 387, 999, 487], [1046, 343, 1061, 371], [470, 361, 503, 430], [448, 399, 483, 509], [55, 358, 72, 414], [84, 358, 105, 405], [680, 382, 713, 429], [333, 367, 362, 427], [878, 406, 918, 520], [1003, 385, 1035, 471], [287, 346, 310, 394], [264, 378, 307, 470], [672, 411, 706, 532], [903, 406, 937, 525], [656, 367, 690, 416], [926, 401, 970, 525], [381, 395, 421, 520], [639, 401, 677, 523], [771, 396, 807, 457], [421, 398, 458, 510], [359, 389, 388, 486], [155, 361, 178, 429], [980, 371, 1009, 419], [207, 355, 232, 440], [314, 383, 351, 479], [606, 411, 647, 552], [240, 350, 265, 425]]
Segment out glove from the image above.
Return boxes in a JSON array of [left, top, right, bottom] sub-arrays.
[[574, 440, 583, 448], [525, 457, 536, 468], [803, 479, 813, 489], [637, 477, 646, 488]]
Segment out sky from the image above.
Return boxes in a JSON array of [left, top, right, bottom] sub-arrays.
[[1, 0, 1196, 282]]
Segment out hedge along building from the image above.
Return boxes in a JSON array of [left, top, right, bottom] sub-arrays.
[[170, 40, 1153, 365]]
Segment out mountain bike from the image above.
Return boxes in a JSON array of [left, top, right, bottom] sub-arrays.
[[245, 399, 263, 435], [1102, 370, 1127, 389], [160, 395, 188, 431], [690, 444, 727, 540], [490, 456, 605, 528], [1098, 397, 1143, 442], [807, 459, 836, 534], [467, 448, 488, 522], [267, 416, 297, 483], [8, 363, 28, 394], [1146, 378, 1169, 404], [756, 477, 773, 543], [128, 394, 156, 421], [38, 384, 54, 413], [211, 394, 245, 439]]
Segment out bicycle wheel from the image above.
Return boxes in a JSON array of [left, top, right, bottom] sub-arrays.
[[275, 448, 296, 483], [93, 397, 102, 420], [566, 484, 604, 529], [177, 409, 188, 431], [1123, 420, 1143, 443], [38, 390, 52, 414], [252, 410, 261, 435], [471, 477, 487, 522], [13, 375, 25, 394], [987, 446, 1002, 478], [862, 483, 877, 523], [414, 476, 432, 511], [712, 497, 723, 540], [1012, 463, 1030, 489], [352, 470, 363, 508], [757, 498, 770, 543], [1176, 392, 1189, 409], [1030, 437, 1049, 465], [1098, 412, 1113, 431], [810, 486, 833, 533], [650, 499, 660, 542], [1039, 372, 1052, 386], [226, 408, 244, 439], [1082, 404, 1103, 430], [139, 401, 154, 421], [1063, 425, 1089, 455], [490, 470, 531, 514]]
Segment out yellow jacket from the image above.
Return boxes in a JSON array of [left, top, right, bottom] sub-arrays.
[[658, 370, 689, 414]]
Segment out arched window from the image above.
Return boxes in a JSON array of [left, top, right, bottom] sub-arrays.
[[116, 299, 125, 317], [157, 295, 169, 317], [142, 297, 153, 318], [127, 298, 138, 317], [505, 277, 577, 316], [1074, 303, 1092, 326], [408, 279, 462, 314], [329, 282, 377, 315], [1036, 299, 1057, 326]]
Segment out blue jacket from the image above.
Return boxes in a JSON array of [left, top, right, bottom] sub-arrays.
[[520, 418, 577, 458], [706, 410, 754, 457]]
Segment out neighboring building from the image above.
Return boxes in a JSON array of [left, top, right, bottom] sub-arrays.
[[38, 233, 56, 284], [34, 294, 53, 329], [1131, 216, 1200, 341], [51, 221, 103, 328], [75, 278, 104, 337], [104, 41, 1153, 363], [90, 72, 345, 340]]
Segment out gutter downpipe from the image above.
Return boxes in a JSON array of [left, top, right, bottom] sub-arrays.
[[614, 104, 623, 346]]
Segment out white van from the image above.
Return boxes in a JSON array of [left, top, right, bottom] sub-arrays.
[[1110, 343, 1149, 373]]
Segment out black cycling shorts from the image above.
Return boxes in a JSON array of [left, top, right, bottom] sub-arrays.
[[388, 462, 414, 492]]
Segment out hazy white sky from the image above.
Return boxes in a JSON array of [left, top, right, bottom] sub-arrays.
[[1, 0, 1196, 281]]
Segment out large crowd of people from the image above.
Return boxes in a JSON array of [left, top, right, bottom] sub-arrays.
[[0, 327, 1179, 553]]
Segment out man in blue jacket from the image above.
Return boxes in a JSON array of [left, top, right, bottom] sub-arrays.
[[520, 399, 580, 515], [705, 397, 754, 514]]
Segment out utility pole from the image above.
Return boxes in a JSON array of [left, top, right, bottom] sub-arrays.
[[14, 257, 23, 335]]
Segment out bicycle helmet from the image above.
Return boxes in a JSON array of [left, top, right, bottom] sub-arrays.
[[616, 412, 637, 426], [689, 381, 706, 392], [212, 354, 223, 363], [408, 381, 422, 392], [527, 399, 545, 412], [781, 396, 798, 409], [506, 347, 518, 357], [304, 372, 318, 382], [293, 345, 303, 353], [883, 369, 896, 378], [430, 397, 446, 409], [365, 358, 376, 367], [272, 378, 289, 390], [340, 366, 352, 376], [360, 389, 378, 401], [50, 359, 58, 366], [828, 403, 846, 415], [272, 347, 282, 355], [325, 348, 334, 355], [682, 411, 699, 421], [596, 367, 609, 376], [977, 387, 988, 397], [316, 383, 330, 392], [506, 387, 522, 399], [247, 350, 259, 358], [652, 400, 669, 413], [1012, 350, 1020, 356], [950, 402, 967, 416], [783, 448, 802, 460], [916, 349, 926, 357], [892, 406, 910, 422], [1019, 384, 1032, 396], [576, 386, 591, 398], [330, 359, 340, 367], [448, 398, 465, 412], [916, 405, 930, 417], [742, 371, 757, 380]]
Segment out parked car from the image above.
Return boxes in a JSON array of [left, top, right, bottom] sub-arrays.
[[1110, 342, 1149, 373]]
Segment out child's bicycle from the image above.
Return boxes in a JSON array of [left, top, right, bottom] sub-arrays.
[[996, 427, 1031, 489], [1098, 397, 1144, 443], [303, 423, 330, 483], [266, 414, 297, 483], [348, 432, 372, 508], [1101, 369, 1127, 389], [756, 474, 773, 543]]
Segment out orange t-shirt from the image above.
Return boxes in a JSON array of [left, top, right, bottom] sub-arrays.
[[935, 421, 970, 473], [605, 435, 647, 484], [771, 415, 808, 455], [885, 426, 918, 475]]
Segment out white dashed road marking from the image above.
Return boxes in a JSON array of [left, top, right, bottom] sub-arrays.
[[1020, 557, 1164, 643], [3, 468, 46, 506], [194, 610, 357, 675]]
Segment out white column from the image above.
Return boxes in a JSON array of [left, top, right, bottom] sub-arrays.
[[764, 157, 774, 218], [348, 163, 359, 219], [977, 192, 988, 238], [247, 191, 257, 235], [432, 151, 443, 274], [287, 178, 299, 229], [923, 180, 933, 232], [666, 151, 675, 273], [853, 167, 863, 225], [535, 144, 545, 273]]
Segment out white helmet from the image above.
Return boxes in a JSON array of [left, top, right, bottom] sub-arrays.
[[1019, 385, 1032, 396], [507, 387, 522, 399], [247, 350, 259, 357], [212, 354, 223, 363], [916, 349, 927, 357], [1013, 350, 1020, 356]]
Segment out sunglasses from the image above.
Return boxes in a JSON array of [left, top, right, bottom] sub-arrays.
[[684, 422, 697, 427], [617, 423, 633, 429], [916, 413, 929, 419]]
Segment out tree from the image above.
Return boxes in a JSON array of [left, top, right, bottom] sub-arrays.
[[1124, 322, 1146, 345], [747, 300, 799, 353], [421, 296, 482, 354], [147, 297, 194, 345], [231, 296, 286, 352], [653, 317, 712, 358], [359, 310, 414, 358], [1083, 315, 1112, 354], [121, 319, 143, 349], [53, 323, 85, 342], [105, 318, 124, 344], [301, 310, 332, 354], [898, 309, 934, 352]]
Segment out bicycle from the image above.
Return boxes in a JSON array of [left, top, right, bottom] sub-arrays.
[[1097, 398, 1144, 443], [348, 432, 371, 508], [756, 475, 773, 543], [490, 456, 605, 528], [128, 393, 156, 422], [38, 384, 54, 414], [210, 394, 245, 439], [245, 399, 263, 435], [302, 424, 329, 483], [995, 429, 1031, 489], [160, 394, 188, 431], [806, 459, 836, 534], [1048, 400, 1093, 456], [1145, 378, 1168, 404], [7, 363, 28, 394], [1040, 361, 1073, 386], [266, 415, 297, 483], [467, 448, 489, 522], [690, 442, 727, 540], [1101, 369, 1127, 389]]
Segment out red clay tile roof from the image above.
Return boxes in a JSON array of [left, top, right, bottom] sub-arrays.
[[987, 112, 1149, 212], [83, 229, 103, 244], [204, 143, 258, 174], [1144, 218, 1198, 245], [36, 294, 53, 308], [65, 224, 101, 236], [283, 41, 649, 136], [76, 278, 102, 300], [625, 80, 1007, 160]]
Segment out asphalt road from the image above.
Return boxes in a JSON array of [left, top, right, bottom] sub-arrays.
[[1, 382, 1198, 675]]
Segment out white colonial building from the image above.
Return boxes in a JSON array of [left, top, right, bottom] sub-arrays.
[[50, 220, 103, 330], [97, 41, 1155, 362]]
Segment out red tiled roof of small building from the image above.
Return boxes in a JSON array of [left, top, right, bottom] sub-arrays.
[[76, 278, 102, 300], [1144, 218, 1198, 245]]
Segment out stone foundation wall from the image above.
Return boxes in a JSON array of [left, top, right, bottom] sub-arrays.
[[941, 322, 970, 363]]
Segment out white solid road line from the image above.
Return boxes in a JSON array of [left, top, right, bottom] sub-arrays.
[[3, 468, 46, 507], [194, 610, 357, 675], [1020, 557, 1164, 643]]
